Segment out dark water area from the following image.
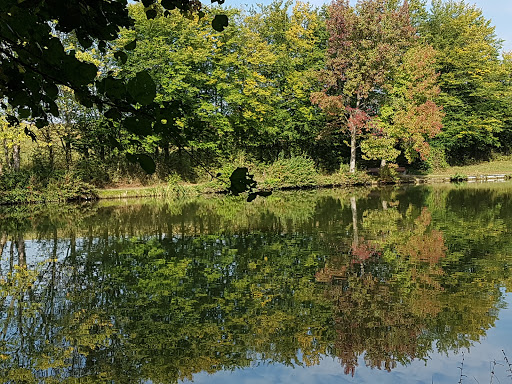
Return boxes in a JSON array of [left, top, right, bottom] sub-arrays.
[[2, 183, 512, 383]]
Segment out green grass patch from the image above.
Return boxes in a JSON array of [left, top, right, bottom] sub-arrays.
[[426, 159, 512, 177]]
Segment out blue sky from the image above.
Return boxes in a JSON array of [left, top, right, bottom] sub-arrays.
[[470, 0, 512, 52], [223, 0, 512, 53]]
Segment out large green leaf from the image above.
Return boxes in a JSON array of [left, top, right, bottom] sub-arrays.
[[161, 0, 176, 10], [98, 77, 127, 100], [146, 9, 157, 19], [124, 40, 137, 50], [123, 116, 153, 136], [212, 14, 228, 32], [74, 89, 94, 108], [127, 71, 156, 106], [137, 154, 156, 174], [63, 56, 97, 86], [114, 51, 128, 64]]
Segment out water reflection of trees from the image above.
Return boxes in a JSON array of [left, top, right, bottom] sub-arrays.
[[1, 186, 512, 382], [319, 189, 510, 375], [1, 235, 335, 383]]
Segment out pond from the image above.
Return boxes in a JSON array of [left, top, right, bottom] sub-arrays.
[[2, 183, 512, 383]]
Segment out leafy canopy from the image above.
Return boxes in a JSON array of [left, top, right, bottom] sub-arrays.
[[0, 0, 227, 172], [311, 0, 416, 172]]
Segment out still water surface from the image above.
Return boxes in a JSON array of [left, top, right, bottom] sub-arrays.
[[2, 183, 512, 383]]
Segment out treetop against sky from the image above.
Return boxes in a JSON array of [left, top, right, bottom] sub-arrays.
[[224, 0, 512, 53], [469, 0, 512, 52]]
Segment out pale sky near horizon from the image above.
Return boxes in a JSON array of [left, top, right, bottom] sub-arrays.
[[470, 0, 512, 52], [224, 0, 512, 53]]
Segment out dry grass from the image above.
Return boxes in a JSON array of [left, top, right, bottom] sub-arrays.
[[427, 159, 512, 177]]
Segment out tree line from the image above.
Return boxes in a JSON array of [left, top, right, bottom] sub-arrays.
[[1, 0, 511, 186]]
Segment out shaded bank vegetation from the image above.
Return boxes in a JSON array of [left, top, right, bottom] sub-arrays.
[[1, 0, 512, 203], [2, 185, 512, 382]]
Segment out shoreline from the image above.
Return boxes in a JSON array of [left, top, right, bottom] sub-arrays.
[[1, 172, 512, 206], [96, 172, 512, 200]]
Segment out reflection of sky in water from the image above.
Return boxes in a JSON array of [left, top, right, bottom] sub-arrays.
[[186, 292, 512, 384], [0, 239, 79, 267]]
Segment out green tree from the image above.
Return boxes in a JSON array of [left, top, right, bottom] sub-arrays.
[[0, 116, 28, 173], [242, 1, 327, 161], [117, 6, 225, 159], [115, 2, 326, 166], [419, 0, 509, 163], [0, 0, 227, 174], [361, 43, 444, 165]]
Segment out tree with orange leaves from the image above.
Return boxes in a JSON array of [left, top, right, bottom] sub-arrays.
[[311, 0, 415, 172]]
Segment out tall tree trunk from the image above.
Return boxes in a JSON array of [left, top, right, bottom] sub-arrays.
[[349, 126, 357, 173], [65, 140, 72, 170], [0, 233, 6, 266], [9, 240, 14, 274], [349, 99, 360, 174], [1, 240, 15, 341], [60, 136, 72, 170], [12, 144, 20, 171], [16, 237, 26, 268], [48, 143, 54, 169], [16, 237, 25, 358], [3, 139, 10, 169], [351, 196, 358, 247], [163, 144, 170, 163], [351, 196, 363, 276], [70, 231, 76, 262]]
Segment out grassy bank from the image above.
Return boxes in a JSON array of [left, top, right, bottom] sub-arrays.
[[97, 168, 376, 200], [97, 158, 512, 200], [4, 156, 512, 204], [426, 158, 512, 177]]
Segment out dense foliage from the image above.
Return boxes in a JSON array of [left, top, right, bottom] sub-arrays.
[[417, 0, 512, 164], [1, 0, 512, 191]]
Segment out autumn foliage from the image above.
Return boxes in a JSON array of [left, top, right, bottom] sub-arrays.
[[312, 0, 443, 171]]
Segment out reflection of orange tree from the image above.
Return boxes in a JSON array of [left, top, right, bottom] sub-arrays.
[[362, 206, 447, 314], [327, 275, 429, 376], [320, 205, 450, 375], [396, 207, 446, 264], [321, 200, 509, 375]]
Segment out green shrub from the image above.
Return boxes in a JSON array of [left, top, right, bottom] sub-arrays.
[[262, 155, 319, 188], [164, 173, 186, 197], [44, 173, 98, 201], [326, 165, 373, 186], [450, 172, 468, 182], [207, 153, 264, 192], [426, 146, 449, 171], [0, 171, 36, 204], [339, 163, 350, 173], [378, 164, 400, 183], [0, 171, 98, 204], [0, 170, 31, 191], [72, 157, 112, 186]]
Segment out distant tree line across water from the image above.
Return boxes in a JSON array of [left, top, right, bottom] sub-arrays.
[[1, 0, 511, 187]]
